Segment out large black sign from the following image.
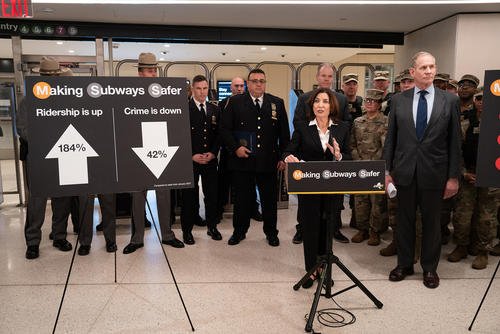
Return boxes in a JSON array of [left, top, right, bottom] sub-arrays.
[[26, 77, 193, 197], [287, 160, 385, 194], [476, 70, 500, 188]]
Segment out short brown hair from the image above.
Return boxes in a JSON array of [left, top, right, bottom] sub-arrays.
[[307, 88, 340, 123]]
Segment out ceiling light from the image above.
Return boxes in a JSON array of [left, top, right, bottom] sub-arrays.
[[260, 47, 267, 51], [159, 58, 165, 61], [164, 44, 170, 48], [56, 41, 63, 45], [235, 59, 241, 62], [68, 50, 75, 53]]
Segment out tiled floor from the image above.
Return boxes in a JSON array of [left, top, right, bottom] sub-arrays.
[[0, 160, 499, 334]]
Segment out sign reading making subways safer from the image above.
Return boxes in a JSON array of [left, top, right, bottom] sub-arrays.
[[25, 77, 193, 197], [287, 160, 386, 194]]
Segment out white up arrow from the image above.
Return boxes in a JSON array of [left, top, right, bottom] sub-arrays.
[[45, 124, 99, 185], [132, 122, 179, 179]]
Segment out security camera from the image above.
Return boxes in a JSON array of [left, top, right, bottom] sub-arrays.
[[222, 52, 227, 56], [281, 54, 285, 58]]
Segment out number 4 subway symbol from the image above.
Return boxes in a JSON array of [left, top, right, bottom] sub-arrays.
[[45, 124, 99, 185], [132, 122, 179, 179]]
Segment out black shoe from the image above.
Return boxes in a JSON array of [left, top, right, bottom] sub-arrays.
[[251, 211, 264, 222], [106, 242, 117, 253], [194, 217, 207, 227], [123, 243, 144, 254], [228, 234, 245, 245], [333, 230, 349, 243], [25, 245, 39, 259], [78, 245, 91, 256], [389, 266, 414, 282], [53, 239, 72, 252], [302, 277, 315, 289], [292, 230, 302, 244], [96, 222, 104, 232], [207, 227, 222, 240], [162, 238, 185, 248], [183, 232, 195, 245], [267, 235, 280, 247]]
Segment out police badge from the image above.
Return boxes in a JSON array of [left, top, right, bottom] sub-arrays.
[[271, 103, 278, 120]]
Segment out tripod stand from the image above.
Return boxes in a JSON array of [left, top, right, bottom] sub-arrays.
[[468, 256, 499, 330], [293, 206, 383, 333]]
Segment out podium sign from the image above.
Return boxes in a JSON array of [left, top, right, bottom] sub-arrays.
[[25, 76, 194, 197], [476, 70, 500, 188], [287, 160, 385, 194]]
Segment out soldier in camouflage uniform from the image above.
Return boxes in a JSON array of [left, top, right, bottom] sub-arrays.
[[393, 73, 401, 94], [433, 73, 450, 91], [447, 79, 459, 95], [372, 70, 393, 116], [342, 73, 363, 228], [350, 89, 388, 245], [448, 88, 500, 269]]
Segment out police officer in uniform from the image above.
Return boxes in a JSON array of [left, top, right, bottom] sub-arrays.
[[17, 57, 74, 259], [217, 77, 263, 222], [181, 75, 222, 244], [350, 89, 388, 246], [221, 69, 290, 246], [123, 53, 184, 254]]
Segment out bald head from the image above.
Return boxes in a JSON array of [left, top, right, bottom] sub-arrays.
[[231, 77, 245, 95]]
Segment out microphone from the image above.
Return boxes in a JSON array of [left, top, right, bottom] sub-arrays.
[[328, 124, 338, 161]]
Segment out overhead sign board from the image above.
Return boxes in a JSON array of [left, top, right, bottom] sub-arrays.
[[25, 76, 194, 197], [287, 160, 386, 194]]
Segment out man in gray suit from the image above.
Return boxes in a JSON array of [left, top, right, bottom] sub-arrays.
[[383, 51, 461, 288]]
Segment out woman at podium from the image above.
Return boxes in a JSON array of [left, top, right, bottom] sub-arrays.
[[284, 87, 351, 288]]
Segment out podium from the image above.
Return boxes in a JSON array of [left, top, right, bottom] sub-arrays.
[[288, 160, 384, 332]]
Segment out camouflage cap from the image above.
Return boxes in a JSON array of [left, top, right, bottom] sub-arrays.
[[434, 73, 450, 82], [458, 74, 480, 87], [399, 68, 413, 81], [448, 79, 458, 89], [474, 86, 483, 98], [343, 73, 358, 84], [373, 70, 390, 81], [134, 52, 160, 68], [365, 89, 384, 101], [393, 74, 401, 84]]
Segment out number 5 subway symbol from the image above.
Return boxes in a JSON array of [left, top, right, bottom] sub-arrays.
[[132, 122, 179, 179], [45, 124, 99, 185]]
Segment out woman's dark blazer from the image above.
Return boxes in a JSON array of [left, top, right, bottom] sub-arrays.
[[283, 119, 352, 223]]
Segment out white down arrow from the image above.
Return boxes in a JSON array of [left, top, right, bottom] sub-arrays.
[[132, 122, 179, 179]]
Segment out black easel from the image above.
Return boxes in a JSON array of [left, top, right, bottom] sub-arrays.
[[143, 191, 195, 332], [293, 213, 383, 333], [468, 256, 499, 331]]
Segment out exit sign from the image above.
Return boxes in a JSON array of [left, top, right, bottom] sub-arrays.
[[1, 0, 33, 18]]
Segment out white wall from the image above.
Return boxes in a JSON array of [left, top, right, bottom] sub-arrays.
[[394, 16, 457, 76], [455, 14, 500, 85]]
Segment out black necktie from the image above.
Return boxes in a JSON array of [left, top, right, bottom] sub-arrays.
[[416, 90, 428, 140], [255, 98, 261, 112], [199, 103, 205, 116]]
